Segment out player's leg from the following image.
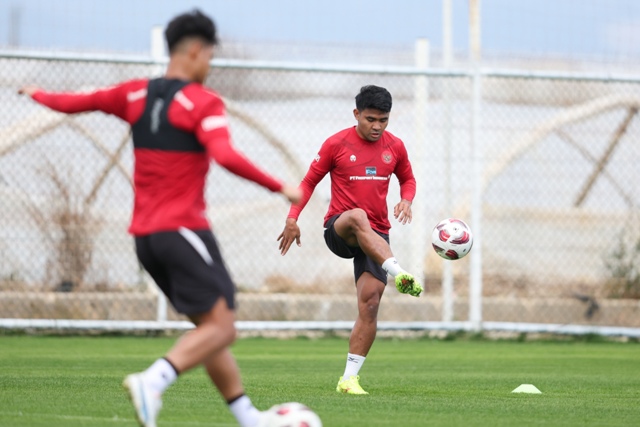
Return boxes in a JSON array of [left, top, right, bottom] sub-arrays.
[[165, 297, 236, 372], [173, 301, 262, 427], [337, 253, 385, 395], [202, 348, 262, 427], [332, 208, 391, 265], [123, 235, 172, 427], [125, 230, 262, 427], [125, 298, 257, 427], [332, 209, 422, 297], [349, 272, 385, 357], [336, 272, 385, 394]]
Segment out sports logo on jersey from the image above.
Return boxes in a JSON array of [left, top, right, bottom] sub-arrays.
[[314, 154, 321, 162], [150, 99, 164, 134], [350, 155, 356, 162], [366, 167, 376, 175], [381, 150, 393, 164]]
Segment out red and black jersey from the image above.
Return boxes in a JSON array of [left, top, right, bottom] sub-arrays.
[[32, 78, 283, 236], [288, 127, 416, 234]]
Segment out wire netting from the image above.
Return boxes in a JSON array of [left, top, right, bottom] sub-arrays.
[[1, 55, 639, 328]]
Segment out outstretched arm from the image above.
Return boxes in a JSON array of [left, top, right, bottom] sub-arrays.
[[280, 185, 302, 204], [277, 139, 333, 255], [18, 82, 133, 119], [196, 97, 301, 203], [206, 137, 301, 203], [18, 85, 39, 97]]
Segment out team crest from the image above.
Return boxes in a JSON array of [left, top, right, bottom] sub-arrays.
[[350, 155, 356, 162], [381, 150, 393, 164]]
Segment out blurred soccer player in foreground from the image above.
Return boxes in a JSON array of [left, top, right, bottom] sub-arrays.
[[20, 9, 301, 427], [278, 85, 421, 395]]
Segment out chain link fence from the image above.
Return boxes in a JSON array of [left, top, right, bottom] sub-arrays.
[[1, 53, 639, 332]]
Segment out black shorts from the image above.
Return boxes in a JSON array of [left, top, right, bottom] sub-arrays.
[[323, 214, 389, 285], [135, 228, 235, 315]]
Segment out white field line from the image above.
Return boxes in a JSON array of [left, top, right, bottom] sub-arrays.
[[0, 411, 236, 426]]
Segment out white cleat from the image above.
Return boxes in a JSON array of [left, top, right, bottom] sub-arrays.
[[123, 373, 162, 427]]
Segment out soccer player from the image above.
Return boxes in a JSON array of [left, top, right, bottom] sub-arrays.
[[19, 9, 301, 427], [277, 85, 422, 395]]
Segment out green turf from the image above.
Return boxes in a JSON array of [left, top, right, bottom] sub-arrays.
[[0, 335, 638, 426]]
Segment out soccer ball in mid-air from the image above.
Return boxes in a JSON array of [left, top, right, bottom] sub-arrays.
[[262, 402, 323, 427], [431, 218, 473, 260]]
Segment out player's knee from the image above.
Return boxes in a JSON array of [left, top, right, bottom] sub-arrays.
[[222, 323, 237, 346], [346, 208, 369, 230], [359, 303, 380, 322], [359, 294, 381, 319]]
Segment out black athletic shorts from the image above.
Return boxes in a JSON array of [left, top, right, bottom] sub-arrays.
[[323, 214, 389, 285], [135, 228, 235, 315]]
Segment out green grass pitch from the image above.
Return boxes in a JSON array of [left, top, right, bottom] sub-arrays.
[[0, 334, 638, 426]]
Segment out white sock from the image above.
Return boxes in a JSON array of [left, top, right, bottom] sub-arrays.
[[382, 257, 405, 277], [143, 358, 178, 395], [228, 394, 262, 427], [343, 353, 366, 378]]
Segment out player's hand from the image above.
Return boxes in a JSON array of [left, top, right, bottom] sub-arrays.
[[280, 184, 302, 204], [277, 217, 301, 255], [18, 85, 41, 97], [394, 199, 413, 225]]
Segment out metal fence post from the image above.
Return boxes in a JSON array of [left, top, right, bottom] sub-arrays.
[[413, 39, 430, 288], [469, 68, 484, 331]]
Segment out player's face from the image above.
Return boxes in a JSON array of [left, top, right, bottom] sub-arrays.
[[194, 43, 215, 83], [354, 108, 389, 142]]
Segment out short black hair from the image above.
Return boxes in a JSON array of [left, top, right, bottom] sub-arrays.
[[165, 9, 218, 53], [355, 85, 392, 112]]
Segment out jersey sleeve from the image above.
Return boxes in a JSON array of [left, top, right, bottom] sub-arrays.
[[287, 139, 333, 220], [394, 141, 417, 202], [31, 81, 135, 121], [196, 97, 283, 193]]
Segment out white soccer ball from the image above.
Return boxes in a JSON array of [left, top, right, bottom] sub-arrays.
[[262, 402, 323, 427], [431, 218, 473, 260]]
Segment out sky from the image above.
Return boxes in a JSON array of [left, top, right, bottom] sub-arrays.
[[0, 0, 639, 63]]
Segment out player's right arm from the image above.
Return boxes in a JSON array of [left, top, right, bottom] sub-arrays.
[[277, 139, 333, 255], [18, 81, 142, 121]]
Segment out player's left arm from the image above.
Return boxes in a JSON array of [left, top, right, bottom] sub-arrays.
[[196, 96, 290, 195], [392, 142, 417, 225]]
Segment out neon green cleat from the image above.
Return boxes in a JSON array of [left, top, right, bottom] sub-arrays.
[[336, 375, 369, 395], [395, 272, 423, 297]]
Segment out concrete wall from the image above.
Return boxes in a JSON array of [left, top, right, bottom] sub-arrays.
[[1, 292, 638, 327]]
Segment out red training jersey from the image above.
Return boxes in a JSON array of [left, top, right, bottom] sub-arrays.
[[32, 78, 283, 236], [288, 127, 416, 234]]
